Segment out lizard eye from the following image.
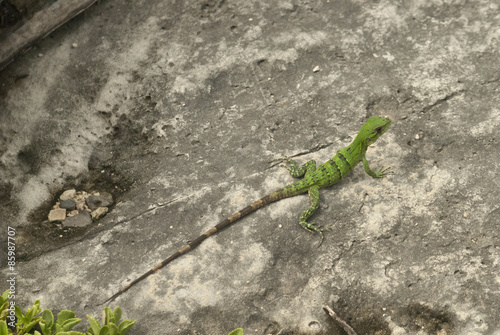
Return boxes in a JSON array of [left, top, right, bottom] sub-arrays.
[[374, 126, 384, 134]]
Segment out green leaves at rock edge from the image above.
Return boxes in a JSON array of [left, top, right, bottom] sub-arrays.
[[112, 307, 121, 324], [39, 309, 54, 335], [0, 290, 10, 319], [117, 320, 135, 335], [56, 310, 76, 325], [0, 320, 10, 335], [56, 310, 81, 332], [86, 315, 102, 335], [3, 297, 134, 335], [16, 300, 43, 335]]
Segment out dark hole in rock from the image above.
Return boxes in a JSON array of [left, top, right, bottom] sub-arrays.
[[15, 165, 132, 262]]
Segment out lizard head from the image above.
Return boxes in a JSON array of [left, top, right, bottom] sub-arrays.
[[358, 116, 391, 146]]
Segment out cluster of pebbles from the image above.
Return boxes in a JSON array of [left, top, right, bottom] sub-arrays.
[[48, 189, 113, 228]]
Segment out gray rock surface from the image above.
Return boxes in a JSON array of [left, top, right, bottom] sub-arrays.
[[86, 194, 113, 211], [63, 211, 92, 228], [1, 0, 500, 334], [59, 199, 76, 211]]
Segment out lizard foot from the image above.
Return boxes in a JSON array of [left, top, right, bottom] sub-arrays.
[[271, 155, 289, 162], [270, 155, 294, 172], [373, 166, 393, 178], [300, 221, 325, 247], [270, 154, 289, 163]]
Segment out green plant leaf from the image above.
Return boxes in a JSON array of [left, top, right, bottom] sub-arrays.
[[102, 308, 107, 325], [106, 323, 118, 335], [42, 309, 54, 327], [86, 315, 101, 335], [112, 307, 121, 324], [228, 328, 244, 335], [39, 322, 48, 335], [24, 300, 41, 321], [0, 291, 11, 306], [117, 320, 135, 335], [98, 325, 110, 335], [14, 305, 23, 319], [1, 300, 135, 335], [55, 323, 63, 333], [102, 308, 114, 325], [57, 310, 76, 325], [61, 318, 81, 331], [0, 320, 10, 335], [39, 320, 53, 335], [0, 302, 8, 320], [22, 318, 42, 334]]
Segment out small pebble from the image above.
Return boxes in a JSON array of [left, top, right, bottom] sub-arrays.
[[48, 208, 66, 222], [91, 207, 108, 220], [75, 194, 86, 202], [86, 193, 113, 210], [72, 43, 78, 48], [60, 199, 77, 211], [67, 210, 79, 217], [64, 211, 92, 228], [60, 189, 76, 201], [76, 201, 86, 211], [313, 65, 320, 72]]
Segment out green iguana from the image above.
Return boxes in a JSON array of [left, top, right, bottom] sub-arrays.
[[101, 116, 392, 304]]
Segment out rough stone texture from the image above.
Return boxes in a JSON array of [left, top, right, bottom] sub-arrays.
[[59, 189, 76, 201], [90, 206, 108, 220], [67, 209, 79, 217], [63, 211, 92, 228], [59, 199, 76, 211], [86, 193, 113, 211], [47, 208, 66, 222], [1, 1, 500, 334]]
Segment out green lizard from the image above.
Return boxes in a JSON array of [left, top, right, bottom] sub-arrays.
[[101, 116, 392, 304]]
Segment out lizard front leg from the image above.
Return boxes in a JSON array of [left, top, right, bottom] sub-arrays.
[[298, 185, 324, 245], [362, 155, 392, 178], [283, 157, 317, 178]]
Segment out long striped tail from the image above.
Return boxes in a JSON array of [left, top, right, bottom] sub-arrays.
[[100, 189, 287, 305]]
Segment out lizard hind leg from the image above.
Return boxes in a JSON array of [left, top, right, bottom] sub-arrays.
[[298, 185, 324, 246]]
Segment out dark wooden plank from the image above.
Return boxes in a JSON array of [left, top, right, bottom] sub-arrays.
[[0, 0, 97, 70]]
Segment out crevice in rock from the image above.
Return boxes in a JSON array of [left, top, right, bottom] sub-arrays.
[[15, 158, 133, 262]]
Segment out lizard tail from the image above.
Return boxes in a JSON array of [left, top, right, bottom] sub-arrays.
[[100, 189, 287, 305]]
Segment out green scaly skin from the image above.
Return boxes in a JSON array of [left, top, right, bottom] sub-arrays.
[[101, 116, 392, 305], [278, 115, 392, 238]]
